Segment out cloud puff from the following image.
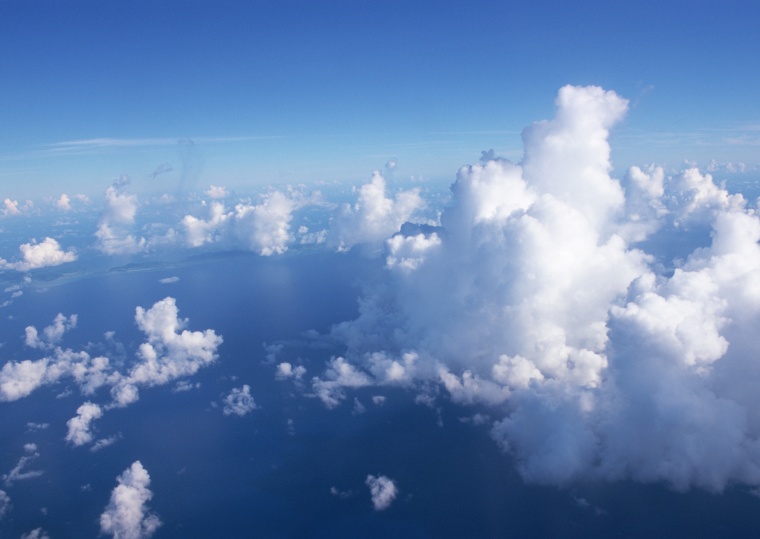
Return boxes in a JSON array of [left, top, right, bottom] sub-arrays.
[[65, 402, 103, 446], [311, 85, 760, 492], [365, 474, 398, 510], [100, 461, 161, 539], [1, 298, 220, 411], [0, 238, 77, 271], [222, 385, 257, 416], [205, 185, 228, 199], [95, 178, 146, 255], [181, 189, 313, 255], [25, 313, 78, 349], [111, 297, 223, 406], [328, 171, 424, 251]]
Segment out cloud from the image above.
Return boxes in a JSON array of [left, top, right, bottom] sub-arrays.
[[56, 194, 72, 211], [181, 189, 320, 255], [100, 461, 161, 539], [0, 237, 77, 271], [111, 297, 223, 406], [307, 84, 760, 492], [1, 298, 219, 411], [328, 171, 425, 251], [158, 276, 179, 284], [365, 474, 398, 510], [95, 178, 146, 255], [1, 199, 20, 217], [205, 185, 227, 199], [20, 528, 50, 539], [2, 451, 43, 487], [65, 402, 103, 446], [222, 384, 257, 416]]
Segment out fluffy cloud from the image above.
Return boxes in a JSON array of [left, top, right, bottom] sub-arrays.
[[205, 185, 228, 199], [0, 298, 220, 412], [365, 474, 398, 510], [25, 313, 77, 349], [0, 238, 77, 271], [309, 85, 760, 493], [95, 179, 146, 255], [111, 297, 223, 406], [181, 189, 312, 255], [222, 385, 257, 416], [100, 461, 161, 539], [1, 199, 21, 217], [328, 171, 424, 251], [65, 402, 103, 446]]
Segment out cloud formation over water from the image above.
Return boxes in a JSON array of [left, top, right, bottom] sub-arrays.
[[307, 85, 760, 491]]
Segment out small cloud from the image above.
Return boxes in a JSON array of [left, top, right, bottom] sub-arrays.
[[222, 385, 257, 416], [65, 402, 103, 447], [0, 238, 77, 271], [158, 276, 179, 284], [205, 185, 228, 199], [366, 474, 398, 511], [100, 461, 161, 539]]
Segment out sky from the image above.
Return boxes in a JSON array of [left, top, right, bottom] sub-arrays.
[[1, 0, 759, 199], [4, 1, 760, 538]]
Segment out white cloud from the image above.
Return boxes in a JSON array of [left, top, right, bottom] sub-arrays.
[[315, 84, 760, 492], [95, 179, 146, 255], [56, 193, 72, 211], [65, 402, 103, 446], [205, 185, 228, 199], [2, 451, 43, 487], [1, 199, 20, 217], [0, 237, 77, 271], [181, 189, 311, 255], [100, 461, 161, 539], [158, 276, 179, 284], [25, 313, 77, 349], [328, 171, 425, 251], [222, 384, 257, 416], [111, 297, 223, 406], [365, 474, 398, 510], [275, 362, 306, 381]]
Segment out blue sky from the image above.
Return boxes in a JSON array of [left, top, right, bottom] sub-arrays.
[[1, 0, 759, 198]]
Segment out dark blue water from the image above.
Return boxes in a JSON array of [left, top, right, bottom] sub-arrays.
[[2, 249, 760, 538]]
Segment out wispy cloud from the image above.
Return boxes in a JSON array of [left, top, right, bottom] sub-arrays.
[[45, 135, 283, 154]]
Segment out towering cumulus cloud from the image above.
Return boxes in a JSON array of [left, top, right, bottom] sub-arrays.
[[317, 85, 760, 491]]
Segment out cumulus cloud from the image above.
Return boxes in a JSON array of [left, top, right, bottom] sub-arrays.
[[181, 189, 314, 255], [25, 313, 78, 349], [222, 384, 257, 416], [1, 199, 21, 217], [205, 185, 228, 199], [20, 528, 50, 539], [65, 402, 103, 446], [365, 474, 398, 510], [111, 296, 223, 406], [0, 237, 77, 271], [328, 171, 425, 251], [1, 298, 220, 413], [308, 84, 760, 493], [100, 461, 161, 539], [95, 178, 146, 255]]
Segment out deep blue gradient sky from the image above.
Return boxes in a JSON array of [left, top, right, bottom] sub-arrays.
[[1, 0, 759, 197]]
